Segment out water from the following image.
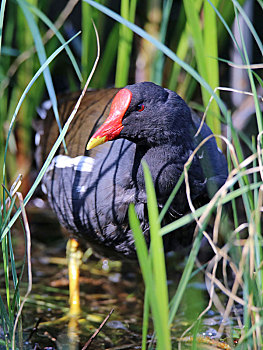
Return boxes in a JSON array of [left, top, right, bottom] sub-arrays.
[[0, 204, 240, 349]]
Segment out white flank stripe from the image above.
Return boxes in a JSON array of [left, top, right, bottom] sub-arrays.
[[47, 155, 94, 173], [37, 100, 52, 120], [35, 132, 41, 146]]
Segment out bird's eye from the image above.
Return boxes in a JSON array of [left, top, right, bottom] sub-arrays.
[[136, 103, 144, 112]]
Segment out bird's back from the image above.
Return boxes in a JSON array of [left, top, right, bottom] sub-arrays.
[[36, 88, 119, 166]]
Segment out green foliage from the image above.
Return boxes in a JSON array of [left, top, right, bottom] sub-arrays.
[[129, 162, 171, 349], [115, 0, 137, 86], [0, 0, 82, 347], [1, 0, 263, 348]]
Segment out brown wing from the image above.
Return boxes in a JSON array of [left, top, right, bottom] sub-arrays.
[[38, 88, 120, 166]]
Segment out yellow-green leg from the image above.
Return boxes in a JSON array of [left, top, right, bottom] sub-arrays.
[[66, 238, 83, 316]]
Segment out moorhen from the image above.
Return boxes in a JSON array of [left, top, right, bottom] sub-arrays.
[[39, 82, 228, 313]]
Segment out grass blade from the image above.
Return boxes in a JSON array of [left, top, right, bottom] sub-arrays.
[[115, 0, 137, 87], [92, 23, 119, 87], [1, 20, 99, 241], [0, 295, 11, 329], [26, 2, 82, 81], [0, 0, 7, 54], [183, 0, 221, 139], [11, 192, 32, 350], [152, 0, 173, 84], [207, 0, 244, 60], [204, 0, 221, 137], [1, 32, 80, 241], [128, 204, 153, 287], [128, 204, 162, 348], [169, 229, 203, 324], [84, 0, 227, 117], [142, 161, 171, 350], [142, 287, 150, 350], [17, 0, 67, 152], [81, 1, 93, 83], [183, 0, 209, 100], [233, 2, 263, 134], [161, 180, 261, 236], [233, 0, 263, 56]]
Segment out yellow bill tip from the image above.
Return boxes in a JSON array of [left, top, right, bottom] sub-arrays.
[[86, 136, 107, 151]]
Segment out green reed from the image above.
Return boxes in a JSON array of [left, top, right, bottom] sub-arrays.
[[1, 0, 262, 348]]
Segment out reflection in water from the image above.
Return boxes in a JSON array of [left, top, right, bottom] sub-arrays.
[[67, 316, 79, 350]]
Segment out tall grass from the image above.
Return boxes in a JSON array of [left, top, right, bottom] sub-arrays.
[[1, 0, 263, 348], [84, 1, 263, 348], [0, 0, 83, 347]]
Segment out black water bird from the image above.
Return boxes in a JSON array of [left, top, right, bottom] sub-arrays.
[[42, 82, 228, 259]]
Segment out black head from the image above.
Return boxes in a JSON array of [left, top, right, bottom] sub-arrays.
[[86, 82, 193, 150]]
